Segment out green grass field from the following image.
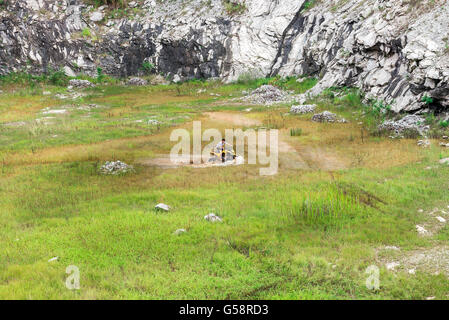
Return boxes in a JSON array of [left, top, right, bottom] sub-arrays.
[[1, 75, 449, 299]]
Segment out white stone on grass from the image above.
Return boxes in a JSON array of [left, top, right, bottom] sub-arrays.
[[174, 229, 186, 235], [386, 262, 400, 271], [436, 216, 447, 223], [155, 203, 170, 212], [416, 225, 429, 235], [204, 213, 222, 222]]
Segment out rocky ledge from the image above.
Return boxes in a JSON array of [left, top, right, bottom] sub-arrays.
[[0, 0, 448, 113]]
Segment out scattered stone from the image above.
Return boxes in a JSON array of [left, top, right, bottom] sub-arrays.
[[418, 139, 430, 147], [378, 115, 429, 137], [43, 91, 51, 95], [3, 121, 27, 127], [416, 225, 429, 235], [426, 296, 436, 300], [174, 228, 186, 235], [244, 108, 252, 112], [439, 158, 449, 165], [408, 269, 416, 275], [436, 216, 447, 223], [127, 77, 148, 86], [204, 213, 222, 222], [42, 109, 68, 115], [68, 79, 94, 89], [442, 136, 449, 140], [418, 209, 424, 213], [385, 246, 400, 251], [48, 257, 59, 262], [386, 262, 400, 271], [290, 104, 316, 114], [148, 119, 160, 125], [150, 74, 170, 85], [99, 161, 134, 175], [172, 74, 181, 83], [155, 203, 170, 211], [440, 142, 449, 148], [243, 85, 289, 105], [311, 111, 338, 123]]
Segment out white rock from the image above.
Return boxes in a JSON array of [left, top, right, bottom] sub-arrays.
[[386, 262, 400, 271], [63, 66, 76, 77], [384, 246, 400, 251], [204, 213, 222, 222], [48, 257, 59, 262], [416, 225, 428, 235], [436, 216, 446, 223], [155, 203, 170, 211], [90, 11, 104, 22], [174, 229, 186, 235], [408, 269, 416, 275], [439, 158, 449, 165]]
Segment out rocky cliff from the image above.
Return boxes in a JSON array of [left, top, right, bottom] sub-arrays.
[[1, 0, 448, 112]]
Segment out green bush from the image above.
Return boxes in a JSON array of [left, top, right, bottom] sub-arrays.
[[141, 61, 154, 75], [421, 94, 433, 105], [440, 120, 449, 128], [222, 0, 246, 15], [96, 67, 105, 83]]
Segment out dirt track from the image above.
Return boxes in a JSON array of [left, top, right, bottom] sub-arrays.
[[140, 112, 347, 171]]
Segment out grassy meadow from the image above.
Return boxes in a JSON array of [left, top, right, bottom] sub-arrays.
[[1, 74, 449, 299]]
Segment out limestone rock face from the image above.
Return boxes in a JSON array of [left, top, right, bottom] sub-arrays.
[[0, 0, 448, 113]]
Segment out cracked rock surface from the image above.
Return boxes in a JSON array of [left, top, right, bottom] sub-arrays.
[[1, 0, 448, 113]]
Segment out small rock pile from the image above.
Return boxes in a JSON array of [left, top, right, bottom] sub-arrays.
[[290, 104, 316, 114], [68, 79, 94, 89], [99, 161, 134, 175], [243, 85, 289, 105], [378, 115, 429, 137], [127, 77, 148, 86], [311, 111, 347, 123], [418, 140, 430, 147]]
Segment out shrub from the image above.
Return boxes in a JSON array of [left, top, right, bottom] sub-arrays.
[[48, 69, 69, 86], [440, 120, 449, 128], [82, 28, 92, 38], [222, 0, 246, 15], [96, 67, 105, 83], [421, 94, 433, 105], [141, 61, 154, 75]]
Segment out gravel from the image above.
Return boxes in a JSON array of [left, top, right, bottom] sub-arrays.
[[290, 104, 316, 114], [311, 111, 348, 123], [68, 79, 94, 89], [99, 161, 134, 175], [378, 114, 429, 136], [127, 77, 148, 86]]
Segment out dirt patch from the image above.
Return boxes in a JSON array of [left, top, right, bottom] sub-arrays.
[[204, 112, 261, 127], [138, 154, 244, 169], [378, 245, 449, 275]]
